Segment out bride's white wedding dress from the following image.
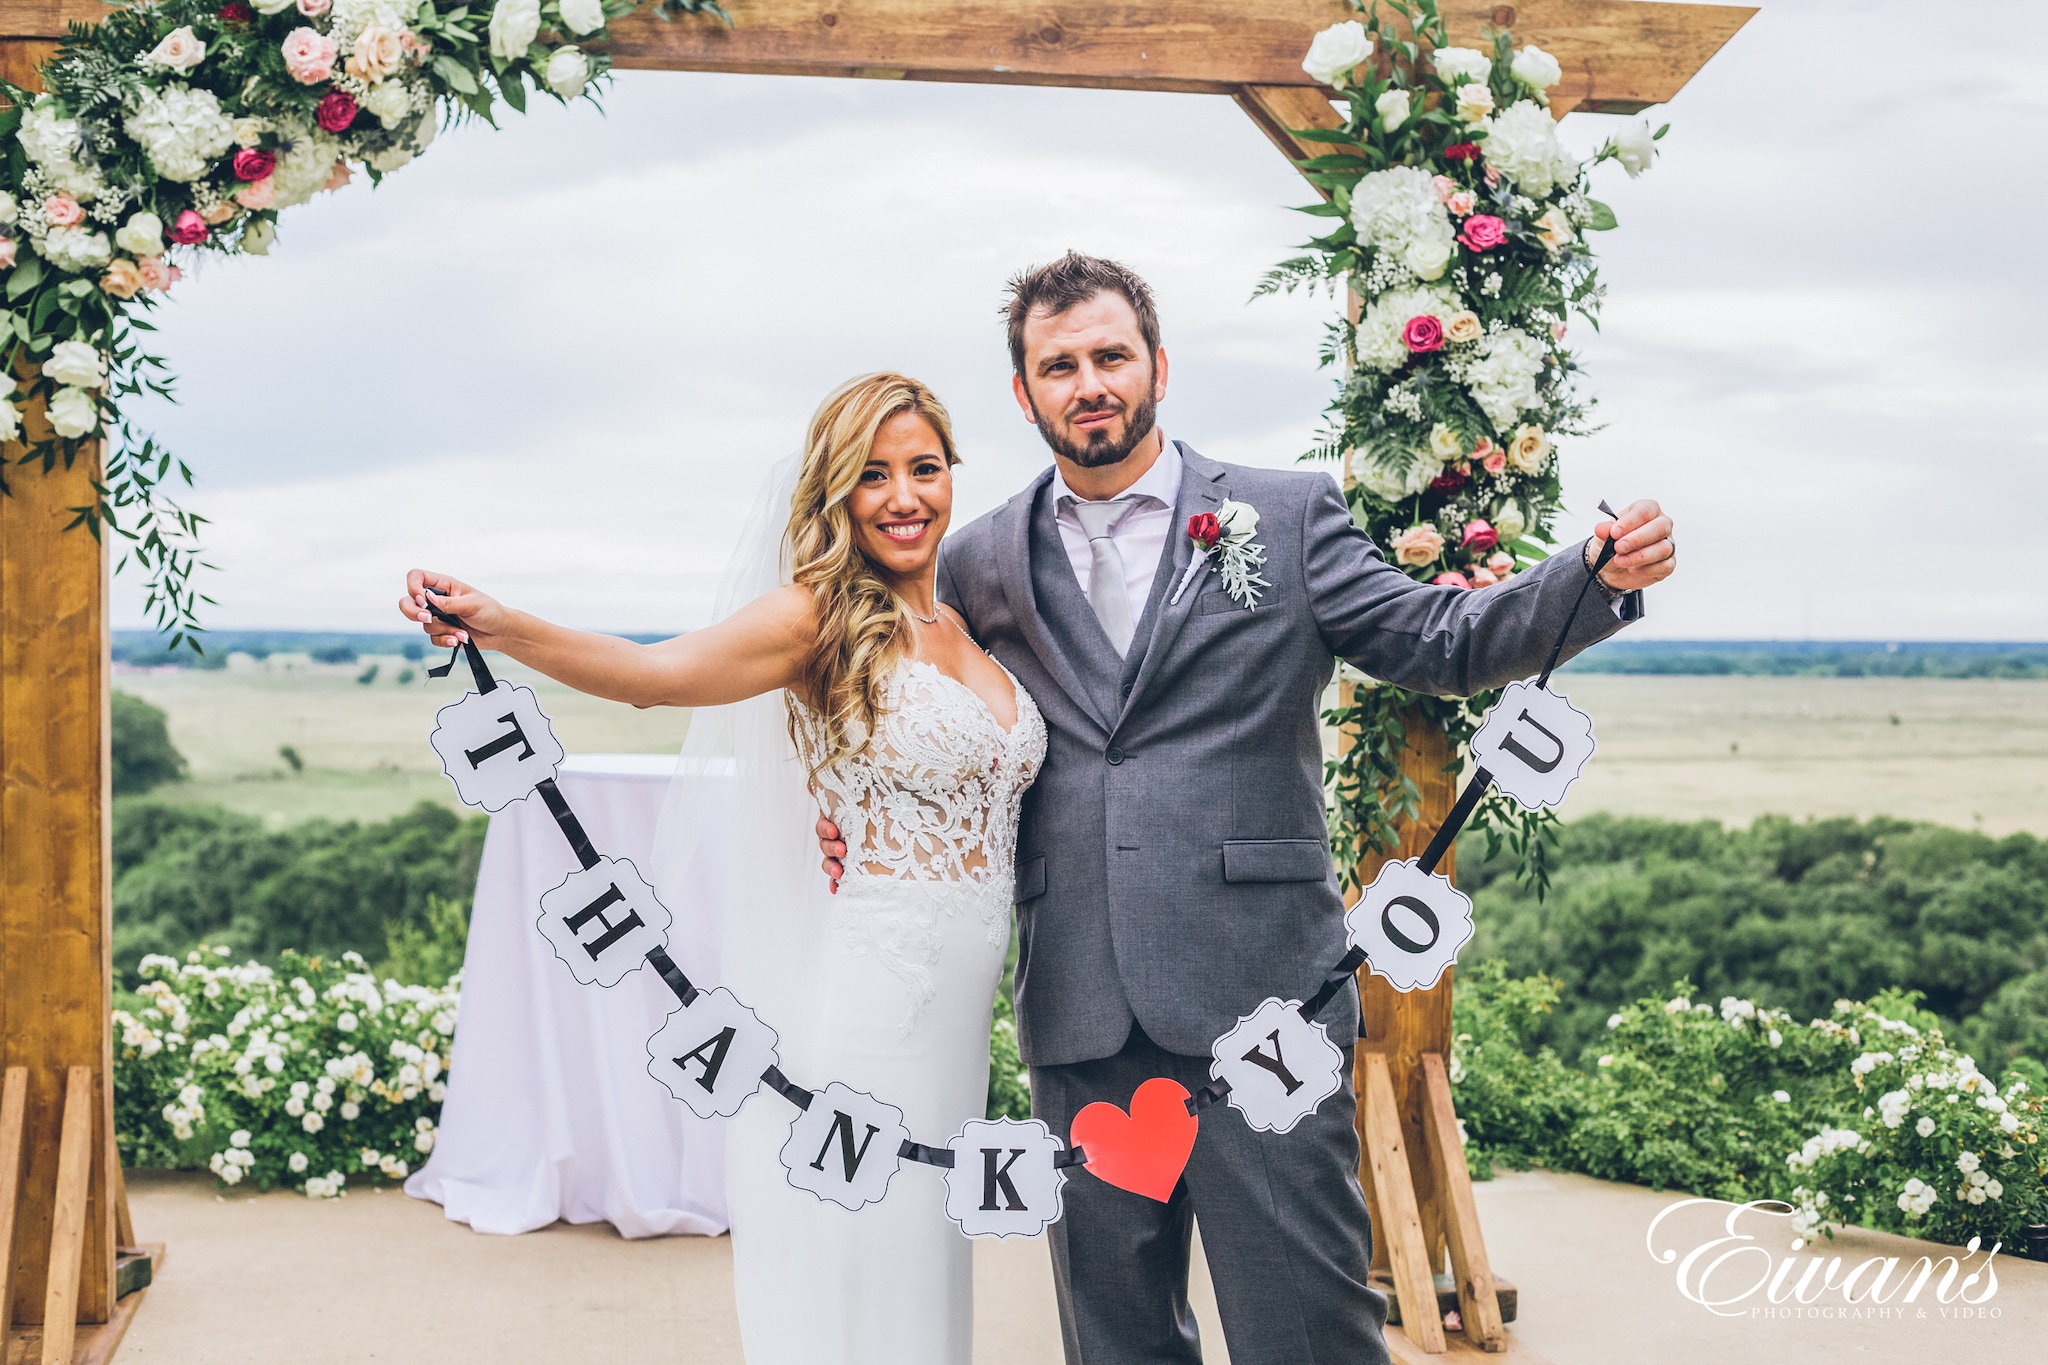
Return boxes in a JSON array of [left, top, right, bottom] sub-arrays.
[[725, 650, 1046, 1364]]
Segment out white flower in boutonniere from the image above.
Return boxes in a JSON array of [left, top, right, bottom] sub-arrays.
[[1170, 500, 1269, 609]]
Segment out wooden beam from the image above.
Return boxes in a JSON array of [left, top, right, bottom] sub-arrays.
[[0, 1067, 26, 1341], [1362, 1052, 1447, 1353], [37, 1068, 92, 1365], [0, 1, 1754, 106], [1421, 1053, 1504, 1352]]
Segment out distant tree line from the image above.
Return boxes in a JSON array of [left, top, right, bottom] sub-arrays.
[[1563, 639, 2048, 679]]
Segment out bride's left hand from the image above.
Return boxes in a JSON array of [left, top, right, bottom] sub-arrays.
[[816, 814, 845, 894], [1586, 499, 1676, 592]]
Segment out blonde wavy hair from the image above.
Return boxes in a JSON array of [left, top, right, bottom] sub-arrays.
[[785, 372, 960, 780]]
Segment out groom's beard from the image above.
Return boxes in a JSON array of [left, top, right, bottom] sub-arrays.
[[1031, 390, 1159, 469]]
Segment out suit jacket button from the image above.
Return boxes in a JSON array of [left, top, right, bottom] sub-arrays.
[[1106, 747, 1125, 765]]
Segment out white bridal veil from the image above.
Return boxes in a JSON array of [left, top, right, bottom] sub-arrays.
[[648, 455, 834, 1071]]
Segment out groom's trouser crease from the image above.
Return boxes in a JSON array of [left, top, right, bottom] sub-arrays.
[[1034, 1022, 1390, 1365]]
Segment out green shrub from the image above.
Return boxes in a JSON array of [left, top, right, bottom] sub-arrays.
[[986, 991, 1030, 1121], [111, 691, 186, 795], [1449, 961, 1584, 1177]]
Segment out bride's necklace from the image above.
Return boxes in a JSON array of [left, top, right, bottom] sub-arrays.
[[906, 604, 941, 624]]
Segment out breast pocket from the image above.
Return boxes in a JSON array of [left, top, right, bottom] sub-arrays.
[[1221, 839, 1332, 883]]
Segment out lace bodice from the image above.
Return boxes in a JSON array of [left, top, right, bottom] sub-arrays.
[[798, 657, 1045, 887]]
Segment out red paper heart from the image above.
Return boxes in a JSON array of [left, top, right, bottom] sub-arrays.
[[1070, 1077, 1198, 1202]]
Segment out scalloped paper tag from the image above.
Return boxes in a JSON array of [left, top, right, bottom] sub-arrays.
[[429, 685, 564, 812], [1208, 996, 1345, 1135], [943, 1117, 1068, 1239], [646, 986, 780, 1119], [780, 1081, 909, 1211], [1470, 679, 1596, 812], [536, 855, 670, 987], [1344, 857, 1474, 993]]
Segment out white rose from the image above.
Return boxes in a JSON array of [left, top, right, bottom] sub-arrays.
[[241, 219, 276, 256], [488, 0, 542, 61], [252, 0, 295, 12], [46, 340, 106, 389], [145, 26, 208, 73], [1915, 1116, 1936, 1137], [340, 1100, 361, 1120], [361, 80, 413, 130], [284, 1096, 306, 1117], [0, 191, 16, 227], [230, 1128, 252, 1148], [337, 1011, 358, 1032], [1491, 503, 1526, 543], [288, 1152, 309, 1173], [1406, 235, 1451, 281], [1511, 44, 1562, 90], [557, 0, 605, 36], [114, 212, 164, 256], [1375, 89, 1410, 134], [1430, 47, 1492, 86], [302, 1111, 325, 1133], [0, 402, 21, 443], [545, 46, 591, 99], [1612, 118, 1658, 178], [1454, 82, 1495, 124], [1215, 499, 1260, 544], [1302, 20, 1372, 87]]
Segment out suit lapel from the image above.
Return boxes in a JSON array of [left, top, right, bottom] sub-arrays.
[[994, 472, 1113, 735], [1117, 443, 1227, 727]]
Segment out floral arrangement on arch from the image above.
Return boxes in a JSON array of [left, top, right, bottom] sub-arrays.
[[0, 0, 721, 646], [114, 946, 461, 1197], [1266, 0, 1664, 882]]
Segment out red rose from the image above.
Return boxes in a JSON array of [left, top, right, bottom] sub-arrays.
[[232, 148, 276, 183], [1443, 143, 1480, 162], [1460, 518, 1499, 552], [1432, 571, 1474, 590], [1458, 215, 1507, 252], [316, 90, 358, 133], [1187, 512, 1221, 549], [166, 209, 209, 245], [1429, 468, 1467, 494], [1403, 315, 1444, 354], [218, 1, 254, 24]]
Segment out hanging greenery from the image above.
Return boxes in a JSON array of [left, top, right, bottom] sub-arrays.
[[1272, 0, 1666, 890]]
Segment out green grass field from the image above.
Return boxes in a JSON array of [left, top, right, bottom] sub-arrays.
[[118, 664, 2048, 835]]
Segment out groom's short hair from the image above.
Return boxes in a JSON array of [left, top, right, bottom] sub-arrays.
[[1003, 253, 1160, 377]]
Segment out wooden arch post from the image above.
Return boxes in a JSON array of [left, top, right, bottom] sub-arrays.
[[0, 1, 1750, 1359]]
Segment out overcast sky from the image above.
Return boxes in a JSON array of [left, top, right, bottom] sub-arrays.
[[114, 0, 2047, 641]]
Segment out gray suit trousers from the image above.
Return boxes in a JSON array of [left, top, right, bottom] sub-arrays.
[[1031, 1023, 1391, 1365]]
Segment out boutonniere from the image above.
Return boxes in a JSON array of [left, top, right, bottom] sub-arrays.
[[1170, 499, 1269, 609]]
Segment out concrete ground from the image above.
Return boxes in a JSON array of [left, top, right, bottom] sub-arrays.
[[120, 1168, 2046, 1364]]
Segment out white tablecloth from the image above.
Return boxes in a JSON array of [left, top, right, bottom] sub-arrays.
[[406, 753, 734, 1237]]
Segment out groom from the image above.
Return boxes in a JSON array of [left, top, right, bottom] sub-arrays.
[[821, 253, 1676, 1363]]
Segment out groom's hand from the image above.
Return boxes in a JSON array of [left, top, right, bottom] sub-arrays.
[[1585, 499, 1676, 593], [817, 815, 845, 894]]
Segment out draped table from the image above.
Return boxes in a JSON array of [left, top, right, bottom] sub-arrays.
[[406, 753, 735, 1237]]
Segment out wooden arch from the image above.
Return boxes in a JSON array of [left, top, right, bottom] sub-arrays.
[[0, 2, 1753, 1361]]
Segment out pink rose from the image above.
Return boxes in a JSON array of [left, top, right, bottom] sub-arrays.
[[232, 148, 276, 183], [1446, 190, 1476, 216], [297, 0, 330, 13], [1403, 315, 1444, 354], [167, 210, 209, 245], [135, 255, 172, 292], [1482, 449, 1508, 476], [1483, 166, 1501, 188], [235, 176, 275, 210], [345, 25, 403, 83], [44, 193, 83, 227], [0, 238, 15, 269], [282, 27, 337, 84], [323, 161, 353, 193], [1468, 567, 1499, 588], [1551, 321, 1568, 341], [1459, 214, 1507, 252], [1432, 571, 1473, 590], [1486, 551, 1516, 577], [1391, 525, 1446, 568], [199, 200, 239, 225], [1431, 174, 1458, 203], [100, 258, 142, 299], [1460, 518, 1498, 552]]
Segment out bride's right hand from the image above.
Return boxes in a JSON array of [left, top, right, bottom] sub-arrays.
[[399, 569, 516, 651]]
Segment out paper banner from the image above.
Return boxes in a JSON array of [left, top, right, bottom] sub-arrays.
[[1207, 997, 1344, 1135], [536, 855, 672, 987], [646, 986, 780, 1119], [429, 685, 564, 812], [943, 1117, 1069, 1239], [780, 1081, 910, 1211], [1469, 679, 1596, 811], [1344, 858, 1474, 993]]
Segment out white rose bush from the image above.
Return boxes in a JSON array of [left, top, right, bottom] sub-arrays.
[[0, 0, 726, 650], [113, 946, 460, 1198], [1263, 1, 1667, 878]]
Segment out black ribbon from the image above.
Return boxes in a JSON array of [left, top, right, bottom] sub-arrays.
[[760, 1065, 813, 1111], [419, 589, 497, 694], [536, 778, 602, 871], [1184, 1079, 1234, 1115], [1053, 1146, 1089, 1169], [1298, 945, 1369, 1021], [644, 945, 700, 1008], [898, 1141, 956, 1168]]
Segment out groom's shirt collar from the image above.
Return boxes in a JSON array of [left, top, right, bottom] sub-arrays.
[[1048, 437, 1183, 625]]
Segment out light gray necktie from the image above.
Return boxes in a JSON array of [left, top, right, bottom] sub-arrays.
[[1067, 497, 1138, 657]]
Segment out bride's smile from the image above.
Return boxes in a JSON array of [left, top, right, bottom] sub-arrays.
[[850, 410, 954, 588]]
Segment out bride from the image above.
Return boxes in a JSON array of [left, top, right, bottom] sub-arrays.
[[398, 372, 1046, 1364]]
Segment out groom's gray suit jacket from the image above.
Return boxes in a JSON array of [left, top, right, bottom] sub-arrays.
[[937, 443, 1628, 1068]]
